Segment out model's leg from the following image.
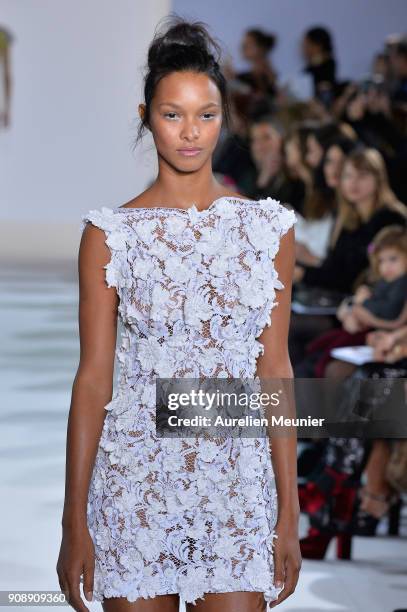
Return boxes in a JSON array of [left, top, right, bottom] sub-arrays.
[[185, 591, 267, 612], [102, 594, 180, 612]]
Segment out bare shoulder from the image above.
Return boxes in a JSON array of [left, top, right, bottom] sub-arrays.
[[117, 190, 155, 210], [80, 224, 111, 268], [80, 211, 112, 262]]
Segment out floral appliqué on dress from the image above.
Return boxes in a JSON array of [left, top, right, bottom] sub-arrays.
[[80, 196, 297, 609]]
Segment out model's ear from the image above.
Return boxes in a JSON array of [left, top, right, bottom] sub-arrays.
[[138, 103, 148, 127]]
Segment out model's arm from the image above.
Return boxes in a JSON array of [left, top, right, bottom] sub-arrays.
[[56, 223, 119, 611], [256, 227, 301, 608]]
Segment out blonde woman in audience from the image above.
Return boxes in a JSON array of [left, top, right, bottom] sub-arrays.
[[294, 147, 407, 293]]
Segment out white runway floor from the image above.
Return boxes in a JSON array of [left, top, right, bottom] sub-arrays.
[[0, 262, 406, 612]]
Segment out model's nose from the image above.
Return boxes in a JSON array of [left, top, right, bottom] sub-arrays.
[[180, 120, 200, 141]]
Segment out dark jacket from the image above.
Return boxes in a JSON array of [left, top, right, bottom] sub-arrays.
[[362, 273, 407, 320], [304, 56, 337, 97]]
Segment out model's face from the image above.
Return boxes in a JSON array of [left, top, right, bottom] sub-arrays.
[[305, 134, 323, 168], [377, 247, 407, 282], [250, 122, 282, 163], [340, 162, 377, 204], [324, 145, 345, 188], [146, 71, 223, 172]]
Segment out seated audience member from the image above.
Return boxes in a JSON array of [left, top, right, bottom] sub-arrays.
[[366, 320, 407, 362], [372, 51, 392, 87], [340, 83, 401, 163], [236, 28, 278, 95], [298, 324, 407, 556], [352, 438, 402, 536], [305, 121, 348, 169], [354, 323, 407, 535], [295, 135, 358, 264], [213, 92, 256, 187], [323, 304, 407, 384], [296, 224, 407, 378], [290, 147, 407, 365], [238, 114, 305, 208], [389, 37, 407, 107], [294, 147, 407, 293], [283, 124, 313, 216], [301, 26, 337, 99], [223, 28, 278, 117], [337, 225, 407, 333]]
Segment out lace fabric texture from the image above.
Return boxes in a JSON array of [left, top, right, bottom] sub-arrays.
[[80, 196, 297, 608]]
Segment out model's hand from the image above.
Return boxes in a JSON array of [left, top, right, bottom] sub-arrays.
[[270, 518, 301, 607], [56, 525, 95, 611]]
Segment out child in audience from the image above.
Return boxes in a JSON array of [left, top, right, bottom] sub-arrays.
[[338, 224, 407, 333], [296, 224, 407, 378]]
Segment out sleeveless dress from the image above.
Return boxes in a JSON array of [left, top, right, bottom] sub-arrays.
[[80, 196, 297, 609]]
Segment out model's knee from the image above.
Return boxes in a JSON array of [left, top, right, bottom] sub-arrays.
[[186, 591, 267, 611], [102, 594, 180, 612]]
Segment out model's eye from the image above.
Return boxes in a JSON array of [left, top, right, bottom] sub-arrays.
[[163, 112, 179, 120], [202, 113, 216, 120]]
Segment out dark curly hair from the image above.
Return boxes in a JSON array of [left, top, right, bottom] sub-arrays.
[[135, 14, 231, 146]]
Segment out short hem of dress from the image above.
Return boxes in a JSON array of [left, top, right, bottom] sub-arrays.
[[91, 585, 282, 610]]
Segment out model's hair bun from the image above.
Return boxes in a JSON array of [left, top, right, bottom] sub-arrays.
[[135, 15, 230, 147], [148, 16, 221, 70]]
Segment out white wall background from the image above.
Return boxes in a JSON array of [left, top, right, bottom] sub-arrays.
[[1, 0, 406, 259], [173, 0, 407, 85], [0, 0, 169, 259]]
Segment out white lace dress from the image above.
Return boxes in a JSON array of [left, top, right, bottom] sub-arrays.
[[80, 196, 297, 609]]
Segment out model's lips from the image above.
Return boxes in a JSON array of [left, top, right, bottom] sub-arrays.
[[177, 147, 203, 156]]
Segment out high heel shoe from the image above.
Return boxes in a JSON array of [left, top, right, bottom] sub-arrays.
[[300, 526, 352, 560]]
